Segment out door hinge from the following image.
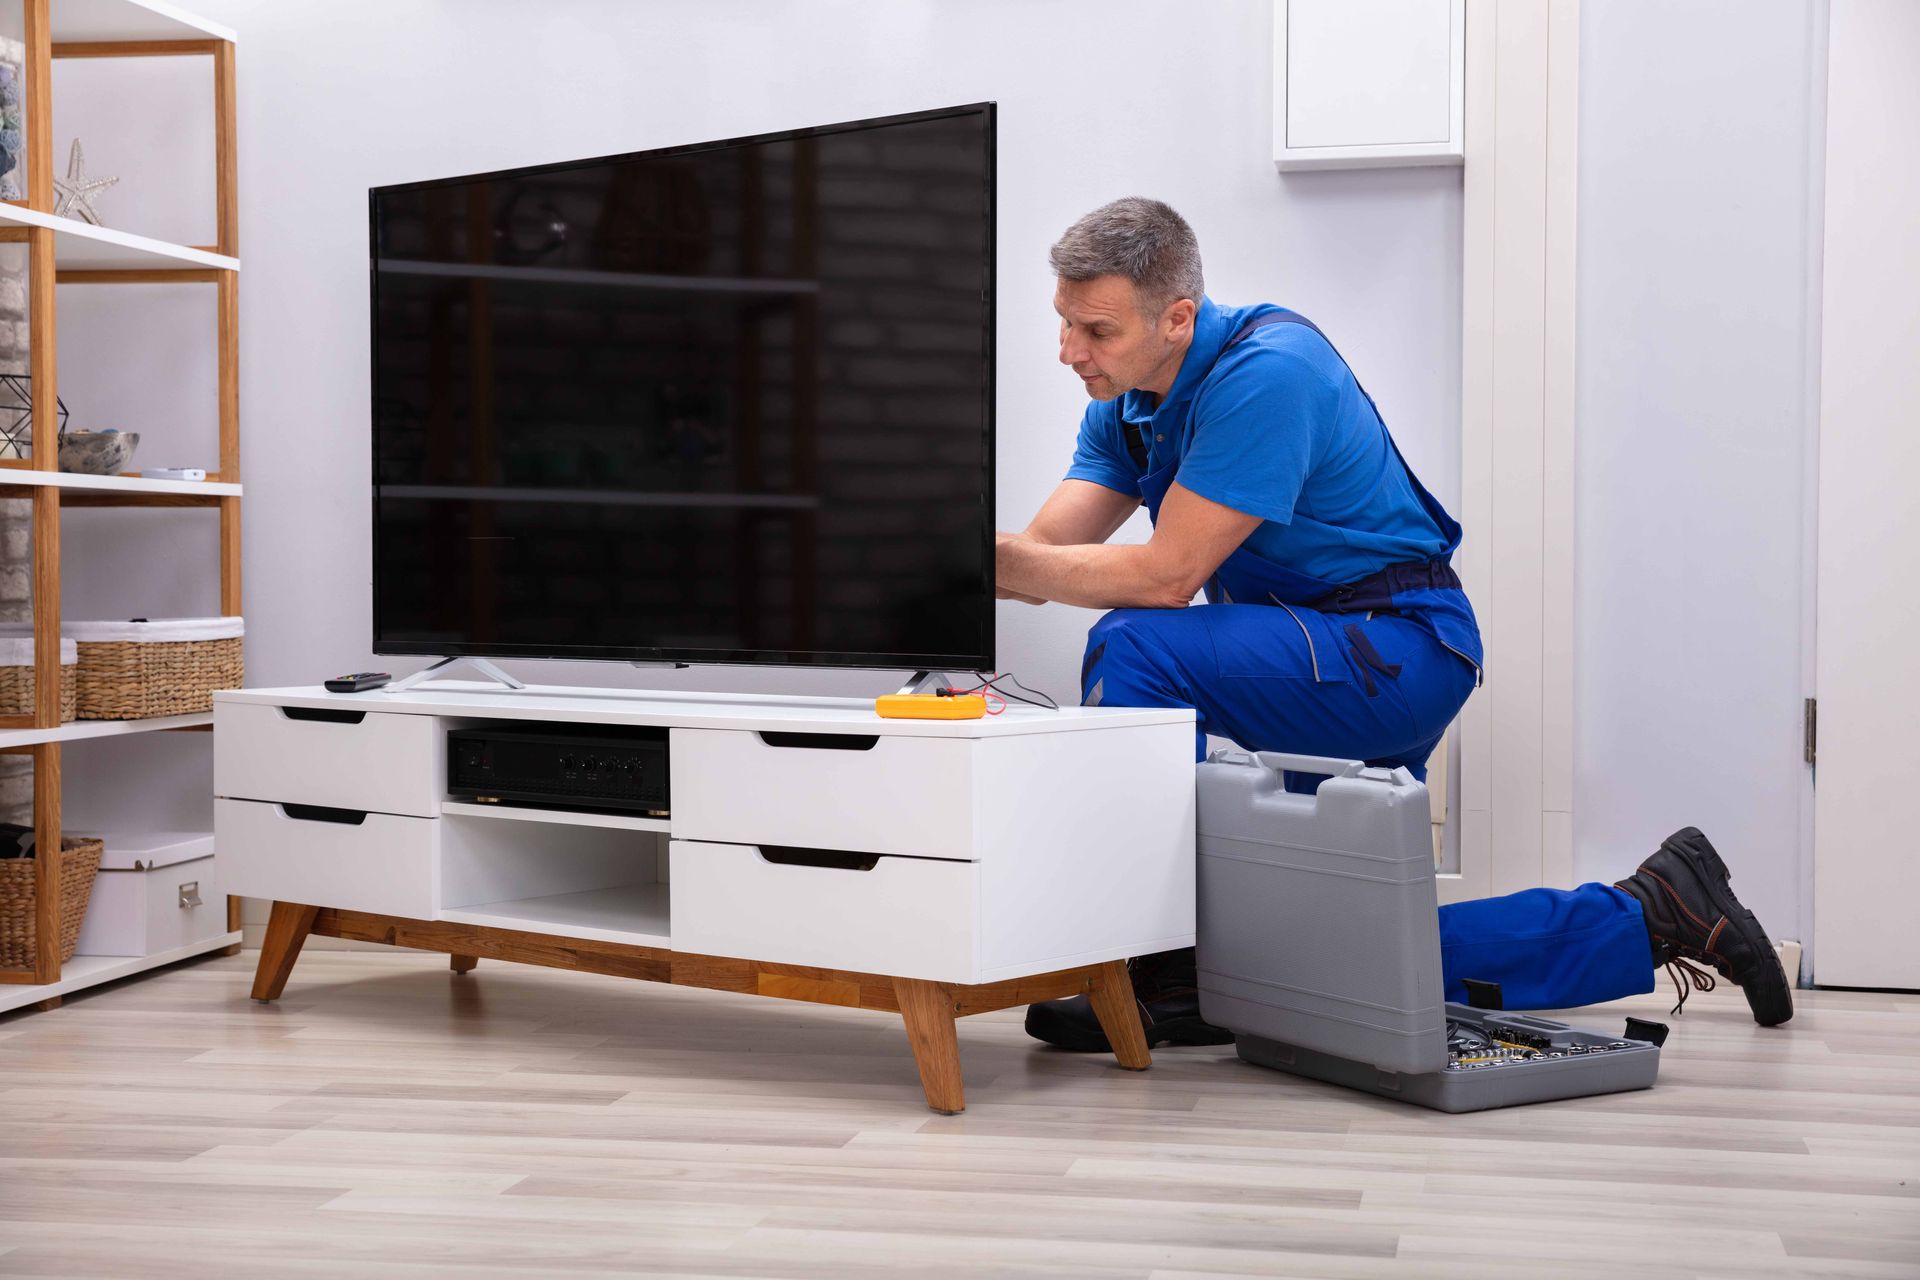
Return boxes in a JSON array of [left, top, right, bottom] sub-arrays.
[[1804, 697, 1817, 766]]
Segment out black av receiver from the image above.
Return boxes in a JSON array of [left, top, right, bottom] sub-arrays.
[[447, 723, 669, 814]]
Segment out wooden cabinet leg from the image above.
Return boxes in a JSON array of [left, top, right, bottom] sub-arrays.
[[893, 977, 966, 1114], [1087, 959, 1151, 1071], [250, 901, 318, 1003], [450, 954, 479, 975], [222, 893, 243, 956], [34, 995, 60, 1012]]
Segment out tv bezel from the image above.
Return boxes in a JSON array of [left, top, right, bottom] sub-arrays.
[[368, 102, 997, 672]]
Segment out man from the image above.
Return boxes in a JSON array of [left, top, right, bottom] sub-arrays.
[[1000, 198, 1792, 1052]]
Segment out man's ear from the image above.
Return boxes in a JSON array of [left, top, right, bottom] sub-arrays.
[[1163, 297, 1198, 341]]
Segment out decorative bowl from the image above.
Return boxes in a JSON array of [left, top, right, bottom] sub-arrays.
[[58, 431, 139, 475]]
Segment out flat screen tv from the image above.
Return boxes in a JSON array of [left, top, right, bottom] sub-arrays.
[[369, 103, 995, 671]]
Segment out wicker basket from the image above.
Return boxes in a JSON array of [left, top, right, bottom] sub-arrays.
[[69, 617, 245, 720], [0, 837, 104, 969], [0, 637, 78, 722]]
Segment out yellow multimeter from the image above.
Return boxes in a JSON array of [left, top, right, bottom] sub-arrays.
[[874, 693, 988, 719]]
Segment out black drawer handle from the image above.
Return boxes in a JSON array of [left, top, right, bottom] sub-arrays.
[[757, 731, 878, 751], [280, 803, 369, 826], [757, 846, 879, 872], [282, 707, 368, 725]]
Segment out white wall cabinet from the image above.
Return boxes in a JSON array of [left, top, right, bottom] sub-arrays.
[[1274, 0, 1465, 170]]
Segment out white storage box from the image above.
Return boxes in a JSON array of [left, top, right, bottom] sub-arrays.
[[73, 831, 224, 957]]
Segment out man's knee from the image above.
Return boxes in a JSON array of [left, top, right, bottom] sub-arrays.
[[1082, 608, 1187, 706]]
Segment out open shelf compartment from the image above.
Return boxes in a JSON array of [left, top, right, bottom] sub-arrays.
[[437, 885, 670, 949], [437, 810, 671, 949]]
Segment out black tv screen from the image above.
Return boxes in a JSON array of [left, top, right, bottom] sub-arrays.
[[370, 103, 995, 670]]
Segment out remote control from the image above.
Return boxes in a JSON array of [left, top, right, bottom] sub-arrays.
[[325, 671, 392, 692]]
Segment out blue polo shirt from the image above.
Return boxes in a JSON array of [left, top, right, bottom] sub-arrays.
[[1064, 297, 1448, 587]]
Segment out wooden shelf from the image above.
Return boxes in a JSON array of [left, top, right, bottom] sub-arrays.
[[48, 0, 235, 46], [438, 886, 672, 950], [0, 931, 239, 1012], [441, 801, 670, 833], [0, 204, 238, 274], [0, 469, 239, 504], [0, 711, 212, 750]]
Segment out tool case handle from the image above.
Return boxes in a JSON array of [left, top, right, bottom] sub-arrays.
[[1208, 748, 1415, 786]]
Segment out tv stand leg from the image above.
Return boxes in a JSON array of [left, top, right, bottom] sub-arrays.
[[251, 901, 318, 1002], [893, 977, 966, 1114], [1087, 959, 1152, 1071], [450, 954, 479, 975], [384, 655, 526, 694]]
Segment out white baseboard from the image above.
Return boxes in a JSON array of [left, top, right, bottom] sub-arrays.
[[1778, 938, 1804, 985]]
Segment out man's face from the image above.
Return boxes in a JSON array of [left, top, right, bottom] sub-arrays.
[[1054, 276, 1191, 402]]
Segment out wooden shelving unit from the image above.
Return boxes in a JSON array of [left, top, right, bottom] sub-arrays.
[[0, 0, 241, 1007]]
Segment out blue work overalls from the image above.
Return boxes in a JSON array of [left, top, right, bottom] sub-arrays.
[[1081, 311, 1653, 1010]]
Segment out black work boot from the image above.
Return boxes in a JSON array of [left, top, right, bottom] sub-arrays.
[[1024, 948, 1235, 1052], [1614, 827, 1793, 1026]]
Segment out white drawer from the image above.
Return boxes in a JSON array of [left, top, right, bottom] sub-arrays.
[[75, 856, 227, 958], [669, 839, 977, 983], [215, 701, 441, 818], [215, 797, 438, 919], [670, 728, 974, 860]]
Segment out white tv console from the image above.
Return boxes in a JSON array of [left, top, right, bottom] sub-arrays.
[[214, 681, 1197, 1112]]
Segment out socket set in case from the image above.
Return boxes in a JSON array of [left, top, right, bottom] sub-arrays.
[[1197, 749, 1662, 1113]]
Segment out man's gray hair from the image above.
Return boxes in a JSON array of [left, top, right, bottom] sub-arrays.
[[1048, 197, 1204, 317]]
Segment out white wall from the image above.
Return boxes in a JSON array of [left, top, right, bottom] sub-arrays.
[[1573, 1, 1822, 951], [40, 0, 1836, 971], [49, 1, 1463, 836]]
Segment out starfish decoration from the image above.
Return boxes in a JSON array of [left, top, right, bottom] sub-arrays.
[[51, 139, 118, 225]]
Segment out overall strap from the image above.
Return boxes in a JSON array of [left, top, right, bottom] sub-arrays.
[[1206, 310, 1460, 554], [1120, 311, 1327, 471], [1122, 412, 1151, 471]]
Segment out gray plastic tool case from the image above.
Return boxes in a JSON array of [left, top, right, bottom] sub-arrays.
[[1196, 750, 1660, 1112]]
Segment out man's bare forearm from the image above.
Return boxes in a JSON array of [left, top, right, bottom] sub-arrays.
[[997, 534, 1194, 610]]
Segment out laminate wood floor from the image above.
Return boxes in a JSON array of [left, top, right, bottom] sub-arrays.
[[0, 950, 1915, 1279]]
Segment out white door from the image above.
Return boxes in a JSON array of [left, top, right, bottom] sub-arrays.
[[1812, 0, 1920, 988]]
